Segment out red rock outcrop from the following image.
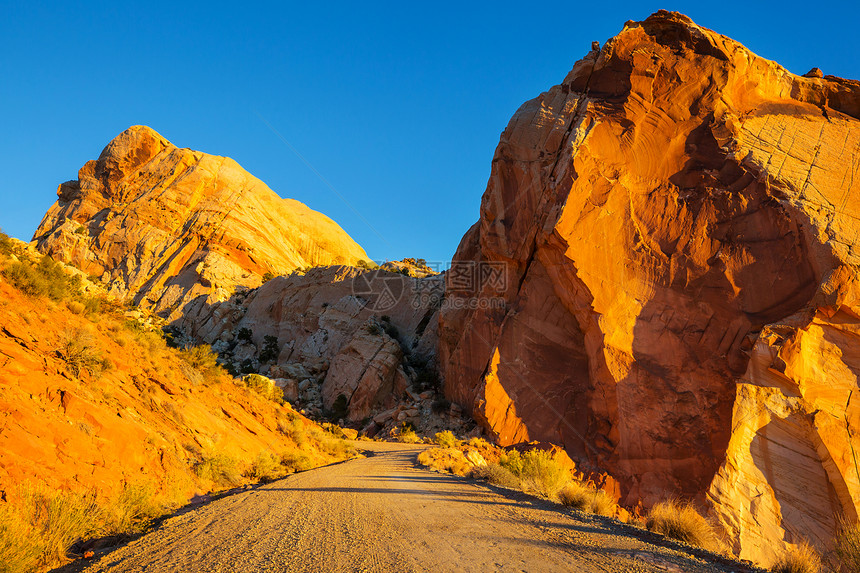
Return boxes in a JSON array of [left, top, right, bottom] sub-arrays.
[[439, 10, 860, 564], [32, 126, 369, 318], [0, 262, 340, 503]]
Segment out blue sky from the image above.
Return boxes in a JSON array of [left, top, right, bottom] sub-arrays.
[[1, 1, 858, 263]]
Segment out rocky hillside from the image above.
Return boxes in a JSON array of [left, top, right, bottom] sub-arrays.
[[176, 264, 470, 439], [0, 237, 355, 571], [32, 126, 370, 319], [439, 10, 860, 565]]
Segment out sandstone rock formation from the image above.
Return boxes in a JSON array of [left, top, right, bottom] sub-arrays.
[[0, 258, 338, 503], [32, 126, 369, 318], [439, 10, 860, 564], [178, 264, 467, 435]]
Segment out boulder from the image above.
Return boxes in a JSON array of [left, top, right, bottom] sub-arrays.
[[439, 9, 860, 563]]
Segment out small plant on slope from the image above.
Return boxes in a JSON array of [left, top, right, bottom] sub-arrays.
[[645, 500, 717, 550], [771, 542, 821, 573]]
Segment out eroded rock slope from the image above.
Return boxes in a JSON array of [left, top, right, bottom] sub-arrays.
[[33, 126, 369, 318], [439, 10, 860, 563]]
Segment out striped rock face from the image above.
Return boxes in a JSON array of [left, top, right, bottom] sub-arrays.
[[439, 10, 860, 564], [33, 125, 369, 319]]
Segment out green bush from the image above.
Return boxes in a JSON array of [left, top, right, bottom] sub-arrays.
[[2, 256, 81, 301], [237, 327, 253, 343], [518, 449, 570, 499], [499, 450, 525, 476], [434, 430, 458, 448], [259, 335, 279, 362]]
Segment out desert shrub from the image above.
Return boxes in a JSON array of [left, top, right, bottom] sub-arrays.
[[181, 344, 218, 370], [239, 358, 257, 375], [559, 481, 616, 516], [66, 300, 85, 315], [318, 436, 355, 459], [397, 423, 420, 444], [179, 344, 223, 383], [645, 500, 717, 549], [109, 483, 162, 535], [0, 484, 102, 572], [237, 327, 253, 343], [195, 452, 243, 489], [57, 330, 105, 377], [434, 430, 458, 448], [417, 447, 471, 476], [499, 449, 525, 476], [835, 518, 860, 572], [366, 323, 381, 335], [261, 271, 275, 283], [771, 542, 821, 573], [280, 418, 309, 448], [2, 256, 80, 301], [259, 335, 279, 362], [280, 451, 314, 472], [0, 231, 15, 256], [246, 453, 285, 483], [470, 463, 520, 489], [518, 449, 570, 500], [382, 322, 399, 339]]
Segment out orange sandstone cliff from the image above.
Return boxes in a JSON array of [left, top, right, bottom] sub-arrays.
[[439, 10, 860, 563], [32, 126, 370, 318]]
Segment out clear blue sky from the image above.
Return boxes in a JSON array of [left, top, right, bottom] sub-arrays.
[[2, 1, 858, 263]]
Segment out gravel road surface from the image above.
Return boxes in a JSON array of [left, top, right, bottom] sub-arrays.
[[71, 442, 753, 573]]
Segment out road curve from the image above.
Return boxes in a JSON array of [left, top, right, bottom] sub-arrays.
[[74, 442, 744, 573]]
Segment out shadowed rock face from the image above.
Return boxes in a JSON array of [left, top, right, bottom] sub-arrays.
[[33, 126, 369, 318], [439, 10, 860, 563]]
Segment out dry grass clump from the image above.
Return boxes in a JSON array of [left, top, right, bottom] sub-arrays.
[[509, 449, 571, 500], [645, 500, 717, 549], [0, 482, 169, 573], [194, 451, 243, 489], [58, 329, 109, 377], [434, 430, 458, 448], [470, 463, 521, 489], [418, 447, 472, 476], [559, 481, 616, 516], [835, 518, 860, 573], [771, 542, 821, 573]]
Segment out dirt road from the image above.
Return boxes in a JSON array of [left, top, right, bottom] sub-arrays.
[[74, 442, 751, 573]]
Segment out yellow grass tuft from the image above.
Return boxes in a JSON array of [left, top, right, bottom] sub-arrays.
[[559, 481, 616, 516], [645, 500, 717, 550], [770, 542, 820, 573]]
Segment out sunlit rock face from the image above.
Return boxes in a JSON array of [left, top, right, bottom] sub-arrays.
[[439, 9, 860, 563], [33, 125, 369, 318]]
